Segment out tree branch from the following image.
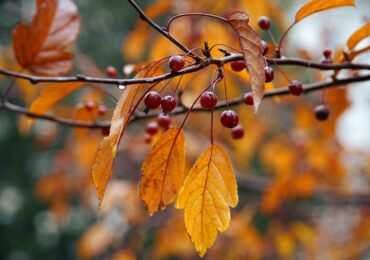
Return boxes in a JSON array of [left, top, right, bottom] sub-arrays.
[[0, 56, 369, 86], [126, 0, 201, 61], [1, 74, 369, 128]]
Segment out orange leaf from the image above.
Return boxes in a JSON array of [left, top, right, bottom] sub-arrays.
[[12, 0, 81, 76], [228, 12, 265, 112], [140, 128, 185, 215], [92, 85, 140, 206], [176, 144, 238, 257], [74, 104, 97, 139], [347, 23, 370, 50], [295, 0, 355, 22], [29, 82, 86, 115]]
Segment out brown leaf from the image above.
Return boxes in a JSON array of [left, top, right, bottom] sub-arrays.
[[176, 144, 238, 257], [295, 0, 355, 23], [347, 23, 370, 50], [140, 128, 186, 215], [92, 85, 140, 206], [12, 0, 81, 76], [228, 12, 265, 112]]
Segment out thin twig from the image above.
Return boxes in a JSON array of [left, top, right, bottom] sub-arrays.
[[126, 0, 201, 61], [1, 56, 369, 87]]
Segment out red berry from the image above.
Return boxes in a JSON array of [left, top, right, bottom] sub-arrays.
[[243, 92, 254, 105], [161, 95, 177, 112], [288, 80, 303, 96], [145, 122, 159, 135], [157, 113, 171, 129], [97, 104, 107, 116], [264, 66, 274, 83], [144, 91, 162, 109], [220, 110, 239, 128], [84, 101, 95, 111], [101, 127, 110, 137], [231, 125, 244, 139], [315, 105, 330, 121], [258, 16, 271, 30], [261, 40, 269, 56], [144, 134, 152, 144], [200, 91, 218, 109], [323, 49, 332, 58], [106, 66, 117, 77], [230, 60, 246, 72], [169, 55, 185, 72]]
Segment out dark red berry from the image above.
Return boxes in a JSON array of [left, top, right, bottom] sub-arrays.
[[323, 49, 332, 58], [145, 121, 159, 135], [261, 40, 269, 56], [106, 66, 117, 77], [220, 110, 239, 128], [144, 91, 162, 109], [161, 95, 177, 112], [315, 105, 330, 121], [84, 101, 95, 111], [288, 80, 303, 96], [230, 60, 246, 72], [200, 91, 218, 109], [231, 125, 244, 139], [97, 104, 107, 116], [144, 134, 152, 144], [169, 55, 185, 72], [157, 113, 171, 129], [101, 127, 110, 137], [243, 92, 254, 106], [264, 66, 274, 83], [258, 16, 271, 30]]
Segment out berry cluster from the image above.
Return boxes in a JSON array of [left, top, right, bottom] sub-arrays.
[[144, 114, 171, 144], [144, 91, 177, 113], [82, 101, 110, 137]]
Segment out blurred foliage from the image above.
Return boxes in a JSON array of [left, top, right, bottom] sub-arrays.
[[1, 0, 370, 259]]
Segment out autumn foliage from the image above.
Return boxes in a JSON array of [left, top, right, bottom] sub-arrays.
[[1, 0, 370, 258]]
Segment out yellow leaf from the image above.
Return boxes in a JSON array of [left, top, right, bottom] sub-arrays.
[[295, 0, 355, 22], [347, 22, 370, 50], [29, 82, 86, 115], [176, 144, 238, 257], [228, 12, 265, 112], [92, 85, 140, 207], [140, 128, 185, 215]]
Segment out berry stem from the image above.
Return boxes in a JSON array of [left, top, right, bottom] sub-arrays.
[[166, 13, 228, 32], [268, 30, 277, 47], [268, 58, 291, 83], [210, 108, 214, 145], [172, 75, 183, 96]]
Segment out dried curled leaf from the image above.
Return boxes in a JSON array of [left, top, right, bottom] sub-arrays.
[[29, 82, 85, 115], [347, 23, 370, 50], [295, 0, 355, 22], [176, 144, 238, 257], [92, 85, 140, 207], [12, 0, 81, 76], [228, 12, 265, 112], [140, 128, 185, 215]]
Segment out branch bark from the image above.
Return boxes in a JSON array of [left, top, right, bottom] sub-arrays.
[[1, 73, 369, 128]]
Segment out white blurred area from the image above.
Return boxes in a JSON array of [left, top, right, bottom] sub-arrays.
[[286, 0, 370, 151]]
